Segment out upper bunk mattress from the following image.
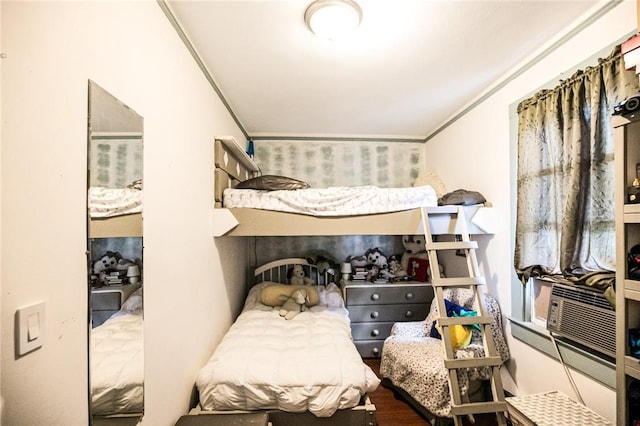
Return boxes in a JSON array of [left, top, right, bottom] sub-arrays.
[[89, 187, 143, 218], [223, 185, 438, 216]]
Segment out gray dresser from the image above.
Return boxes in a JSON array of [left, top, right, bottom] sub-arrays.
[[343, 281, 434, 358], [91, 283, 141, 327]]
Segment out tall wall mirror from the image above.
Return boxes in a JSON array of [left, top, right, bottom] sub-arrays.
[[87, 80, 144, 424]]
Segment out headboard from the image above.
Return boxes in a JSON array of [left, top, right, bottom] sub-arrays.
[[214, 136, 260, 208], [254, 258, 335, 286]]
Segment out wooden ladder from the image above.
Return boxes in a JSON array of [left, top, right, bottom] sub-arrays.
[[421, 206, 508, 426]]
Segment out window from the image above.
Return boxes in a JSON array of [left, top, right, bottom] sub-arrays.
[[530, 278, 552, 328], [514, 45, 637, 282], [510, 43, 638, 384]]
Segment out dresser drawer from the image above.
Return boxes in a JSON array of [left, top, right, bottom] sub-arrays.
[[354, 340, 384, 358], [345, 285, 433, 306], [348, 303, 429, 323], [350, 322, 395, 341], [91, 291, 122, 311]]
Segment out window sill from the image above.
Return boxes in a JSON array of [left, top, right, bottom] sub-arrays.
[[509, 318, 615, 389]]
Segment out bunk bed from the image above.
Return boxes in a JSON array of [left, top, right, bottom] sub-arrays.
[[187, 258, 379, 425], [211, 136, 496, 237]]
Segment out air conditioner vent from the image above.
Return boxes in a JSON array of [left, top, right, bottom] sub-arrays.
[[547, 282, 615, 358], [550, 284, 612, 310]]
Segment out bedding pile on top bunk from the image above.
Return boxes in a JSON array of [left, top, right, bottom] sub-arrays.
[[89, 186, 143, 218], [196, 282, 380, 417], [223, 185, 438, 216], [91, 288, 143, 416]]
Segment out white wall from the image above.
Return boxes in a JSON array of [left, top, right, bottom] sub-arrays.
[[1, 1, 247, 425], [424, 1, 636, 422]]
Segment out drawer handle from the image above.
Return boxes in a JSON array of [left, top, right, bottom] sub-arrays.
[[371, 293, 380, 301], [406, 292, 414, 300], [405, 310, 413, 318], [371, 329, 380, 337], [372, 347, 380, 356], [371, 311, 379, 319]]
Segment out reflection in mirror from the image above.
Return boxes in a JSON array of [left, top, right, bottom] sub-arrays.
[[87, 80, 144, 424]]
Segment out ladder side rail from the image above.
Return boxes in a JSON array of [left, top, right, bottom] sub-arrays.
[[422, 208, 465, 422]]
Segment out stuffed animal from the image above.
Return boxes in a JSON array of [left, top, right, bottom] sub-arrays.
[[380, 254, 407, 279], [364, 264, 380, 281], [400, 235, 430, 278], [93, 251, 121, 275], [306, 252, 338, 275], [279, 288, 309, 320], [348, 254, 368, 269], [288, 264, 313, 285], [366, 247, 388, 270], [347, 247, 391, 282], [115, 257, 137, 271]]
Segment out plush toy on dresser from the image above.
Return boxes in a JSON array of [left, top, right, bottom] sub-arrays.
[[400, 235, 431, 282], [92, 251, 139, 287], [347, 247, 391, 282], [93, 251, 121, 275]]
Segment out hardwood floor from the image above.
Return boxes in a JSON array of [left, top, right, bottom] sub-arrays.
[[365, 358, 502, 426]]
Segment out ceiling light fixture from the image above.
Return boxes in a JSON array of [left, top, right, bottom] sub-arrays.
[[304, 0, 362, 41]]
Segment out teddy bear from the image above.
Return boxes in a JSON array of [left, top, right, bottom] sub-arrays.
[[288, 264, 313, 285], [279, 288, 310, 320]]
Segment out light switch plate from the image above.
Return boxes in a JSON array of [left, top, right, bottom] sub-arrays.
[[16, 302, 45, 356]]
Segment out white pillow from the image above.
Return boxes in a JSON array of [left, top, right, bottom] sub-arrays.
[[121, 287, 143, 314], [414, 170, 447, 198]]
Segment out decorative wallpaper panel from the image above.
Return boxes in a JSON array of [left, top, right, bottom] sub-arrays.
[[253, 140, 422, 188], [89, 135, 143, 189]]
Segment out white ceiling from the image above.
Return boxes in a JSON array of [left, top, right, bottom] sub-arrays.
[[165, 0, 603, 141]]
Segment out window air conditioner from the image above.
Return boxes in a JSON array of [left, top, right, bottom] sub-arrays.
[[546, 282, 615, 358]]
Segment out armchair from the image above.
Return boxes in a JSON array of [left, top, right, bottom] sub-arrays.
[[380, 288, 510, 424]]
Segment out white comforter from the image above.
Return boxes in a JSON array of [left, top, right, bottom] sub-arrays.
[[196, 284, 380, 417], [223, 185, 437, 216], [91, 312, 143, 415]]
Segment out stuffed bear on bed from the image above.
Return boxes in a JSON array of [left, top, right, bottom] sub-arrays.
[[260, 283, 320, 315]]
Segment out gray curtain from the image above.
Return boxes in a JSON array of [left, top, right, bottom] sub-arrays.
[[515, 46, 639, 279]]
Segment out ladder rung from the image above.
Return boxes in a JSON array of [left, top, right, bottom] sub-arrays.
[[450, 401, 507, 416], [425, 241, 478, 250], [444, 356, 503, 369], [431, 277, 486, 287], [438, 315, 493, 327]]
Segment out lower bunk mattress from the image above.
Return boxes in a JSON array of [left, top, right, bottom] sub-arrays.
[[91, 309, 143, 415], [196, 282, 381, 417]]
